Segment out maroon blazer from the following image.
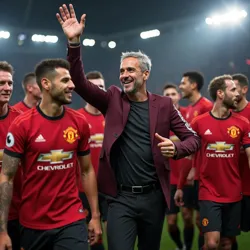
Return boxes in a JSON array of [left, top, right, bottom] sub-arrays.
[[67, 46, 201, 206]]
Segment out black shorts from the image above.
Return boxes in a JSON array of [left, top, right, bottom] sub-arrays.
[[20, 219, 88, 250], [79, 192, 108, 222], [7, 219, 20, 250], [193, 180, 200, 211], [199, 200, 241, 237], [166, 184, 195, 215], [240, 195, 250, 232]]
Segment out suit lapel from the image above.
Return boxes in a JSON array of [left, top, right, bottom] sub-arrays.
[[148, 93, 158, 146], [122, 94, 131, 127]]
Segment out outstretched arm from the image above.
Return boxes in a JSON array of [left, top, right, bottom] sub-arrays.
[[57, 4, 111, 115]]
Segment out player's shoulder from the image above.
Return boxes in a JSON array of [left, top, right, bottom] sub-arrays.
[[231, 112, 249, 124], [11, 107, 38, 126], [192, 111, 210, 124], [200, 97, 213, 107], [65, 107, 88, 122], [9, 106, 22, 116]]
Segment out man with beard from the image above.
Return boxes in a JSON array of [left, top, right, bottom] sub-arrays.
[[0, 61, 22, 250], [57, 4, 201, 250], [0, 59, 102, 250], [13, 72, 41, 112], [179, 71, 213, 249], [175, 75, 250, 250], [232, 74, 250, 235]]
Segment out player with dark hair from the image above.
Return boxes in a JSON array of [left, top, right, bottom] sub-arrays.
[[176, 74, 250, 250], [0, 58, 102, 250], [77, 70, 107, 250], [179, 71, 213, 249], [0, 61, 22, 250], [163, 84, 191, 250], [13, 72, 41, 112], [232, 74, 250, 235]]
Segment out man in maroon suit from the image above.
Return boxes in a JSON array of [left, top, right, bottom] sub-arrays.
[[57, 4, 201, 250]]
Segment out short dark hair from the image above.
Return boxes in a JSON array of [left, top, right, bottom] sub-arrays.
[[22, 72, 36, 91], [232, 73, 249, 87], [86, 71, 104, 80], [208, 74, 232, 101], [162, 83, 179, 93], [0, 61, 14, 75], [183, 71, 204, 91], [35, 59, 70, 90]]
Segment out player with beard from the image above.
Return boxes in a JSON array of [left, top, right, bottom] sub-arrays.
[[77, 71, 107, 250], [0, 61, 22, 250], [13, 72, 41, 112], [163, 84, 192, 250], [57, 4, 201, 250], [178, 72, 213, 249], [0, 59, 102, 250], [176, 74, 250, 250], [232, 74, 250, 236]]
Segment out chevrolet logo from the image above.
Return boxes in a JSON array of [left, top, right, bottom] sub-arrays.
[[38, 150, 74, 164], [207, 142, 234, 153], [0, 149, 3, 162]]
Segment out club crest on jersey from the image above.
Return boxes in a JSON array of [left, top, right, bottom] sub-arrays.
[[63, 127, 78, 144], [193, 110, 198, 117], [227, 126, 240, 139]]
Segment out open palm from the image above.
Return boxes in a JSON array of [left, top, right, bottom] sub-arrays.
[[56, 4, 86, 40]]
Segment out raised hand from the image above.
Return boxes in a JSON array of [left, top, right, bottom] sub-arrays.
[[56, 4, 86, 41]]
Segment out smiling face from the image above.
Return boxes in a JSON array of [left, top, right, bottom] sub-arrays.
[[41, 67, 75, 105], [0, 70, 13, 105], [119, 57, 149, 94]]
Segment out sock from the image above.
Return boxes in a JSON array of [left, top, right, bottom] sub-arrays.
[[184, 225, 194, 250], [231, 238, 238, 250], [198, 232, 205, 250], [169, 227, 183, 249]]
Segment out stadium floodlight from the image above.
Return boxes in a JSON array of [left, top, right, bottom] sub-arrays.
[[82, 39, 95, 47], [108, 41, 116, 49], [205, 9, 248, 26], [0, 31, 10, 39], [31, 34, 58, 43], [140, 29, 160, 39]]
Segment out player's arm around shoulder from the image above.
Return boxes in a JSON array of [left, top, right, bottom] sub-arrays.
[[241, 117, 250, 169]]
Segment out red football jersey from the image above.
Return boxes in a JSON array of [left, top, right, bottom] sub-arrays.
[[233, 102, 250, 195], [191, 112, 250, 203], [12, 101, 30, 113], [170, 106, 191, 185], [0, 106, 22, 221], [77, 108, 104, 174], [185, 97, 213, 180], [4, 106, 90, 230]]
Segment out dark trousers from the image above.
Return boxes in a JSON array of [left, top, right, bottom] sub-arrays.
[[20, 219, 88, 250], [107, 188, 166, 250], [8, 219, 20, 250]]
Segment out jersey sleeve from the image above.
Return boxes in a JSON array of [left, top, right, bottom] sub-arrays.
[[4, 118, 26, 158], [242, 121, 250, 149], [77, 118, 91, 156]]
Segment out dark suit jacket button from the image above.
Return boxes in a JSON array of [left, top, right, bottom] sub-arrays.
[[114, 133, 118, 138]]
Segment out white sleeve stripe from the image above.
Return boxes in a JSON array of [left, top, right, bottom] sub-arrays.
[[174, 106, 198, 136]]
